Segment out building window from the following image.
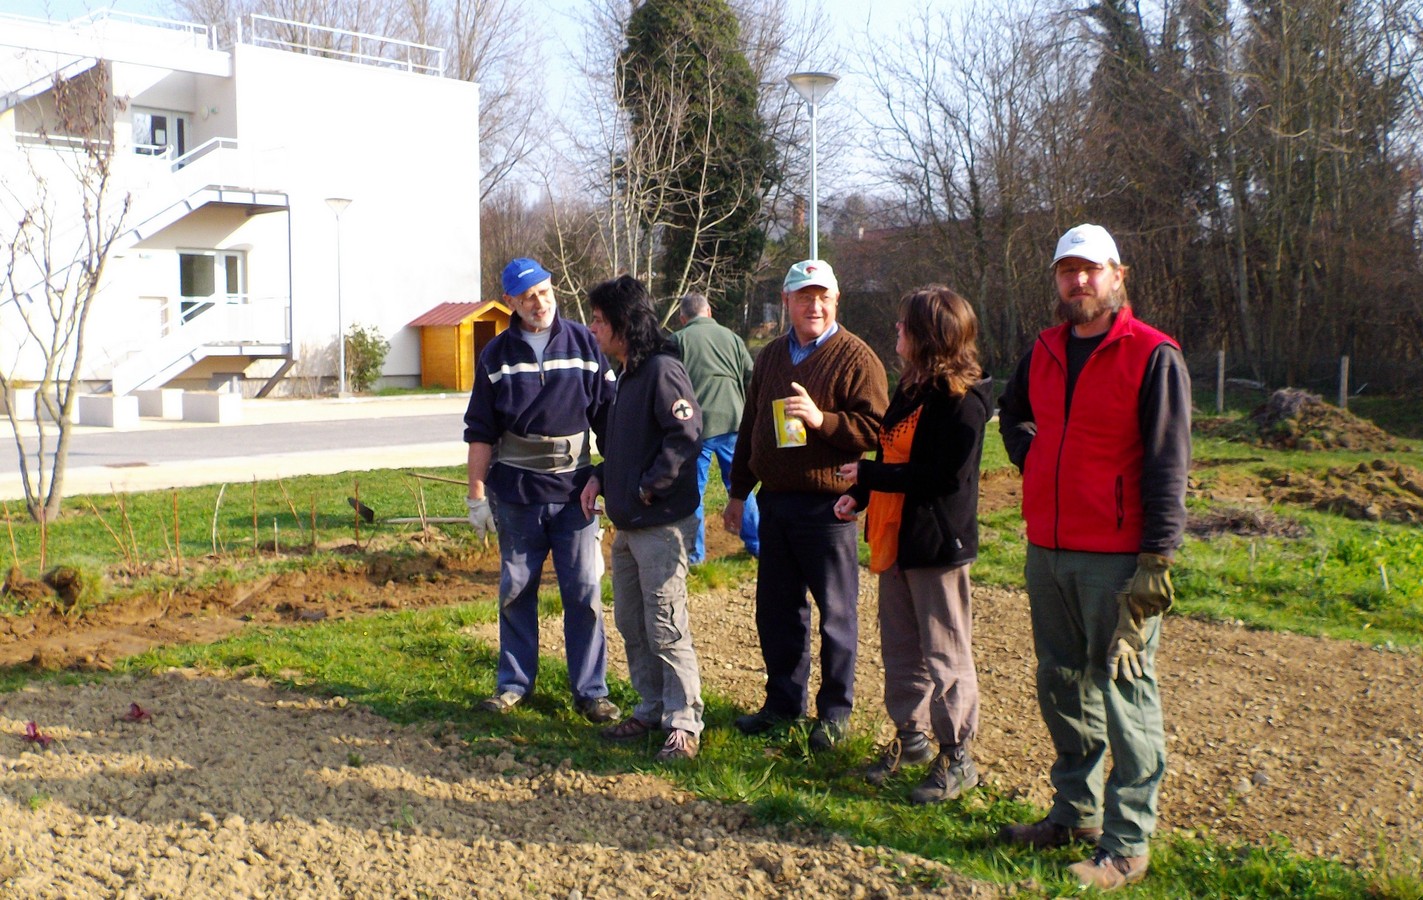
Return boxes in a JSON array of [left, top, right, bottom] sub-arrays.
[[133, 110, 187, 158], [179, 250, 245, 321]]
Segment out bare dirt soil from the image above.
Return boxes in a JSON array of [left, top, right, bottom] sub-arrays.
[[2, 478, 1422, 897]]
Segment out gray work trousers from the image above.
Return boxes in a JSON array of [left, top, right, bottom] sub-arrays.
[[1025, 545, 1166, 858], [610, 515, 704, 735]]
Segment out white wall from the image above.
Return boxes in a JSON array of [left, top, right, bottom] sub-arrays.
[[231, 45, 481, 381]]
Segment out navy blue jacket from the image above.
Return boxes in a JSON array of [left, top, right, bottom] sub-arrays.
[[596, 346, 702, 530], [463, 313, 615, 504]]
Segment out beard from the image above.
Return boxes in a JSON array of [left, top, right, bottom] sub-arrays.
[[1056, 286, 1125, 326]]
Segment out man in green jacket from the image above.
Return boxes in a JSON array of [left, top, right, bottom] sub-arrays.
[[672, 293, 759, 563]]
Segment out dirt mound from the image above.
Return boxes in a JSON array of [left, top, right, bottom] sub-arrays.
[[1264, 459, 1423, 523], [1185, 505, 1308, 539], [1216, 388, 1400, 452]]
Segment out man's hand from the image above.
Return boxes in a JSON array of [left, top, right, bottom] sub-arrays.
[[837, 461, 860, 484], [1126, 552, 1174, 617], [1106, 594, 1146, 682], [832, 495, 859, 522], [783, 381, 824, 429], [722, 498, 745, 534], [465, 497, 495, 537], [579, 476, 603, 520]]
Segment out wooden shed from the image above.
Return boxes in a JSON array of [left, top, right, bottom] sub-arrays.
[[407, 300, 512, 391]]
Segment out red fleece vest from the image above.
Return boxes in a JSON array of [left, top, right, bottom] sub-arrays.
[[1022, 307, 1176, 553]]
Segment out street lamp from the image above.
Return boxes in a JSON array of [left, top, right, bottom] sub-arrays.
[[786, 71, 839, 260], [325, 197, 352, 397]]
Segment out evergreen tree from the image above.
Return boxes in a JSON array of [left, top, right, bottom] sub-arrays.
[[619, 0, 775, 300]]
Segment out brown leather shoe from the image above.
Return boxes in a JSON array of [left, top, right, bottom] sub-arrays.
[[998, 815, 1102, 848], [1067, 848, 1149, 890]]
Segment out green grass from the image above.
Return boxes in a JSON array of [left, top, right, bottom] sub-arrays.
[[970, 428, 1423, 650], [0, 465, 480, 614]]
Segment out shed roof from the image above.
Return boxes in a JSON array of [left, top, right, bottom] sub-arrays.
[[407, 299, 510, 327]]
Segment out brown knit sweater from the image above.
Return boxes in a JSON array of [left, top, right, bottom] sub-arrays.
[[729, 327, 888, 497]]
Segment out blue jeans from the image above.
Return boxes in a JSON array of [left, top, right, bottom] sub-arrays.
[[493, 498, 610, 704], [691, 431, 759, 563]]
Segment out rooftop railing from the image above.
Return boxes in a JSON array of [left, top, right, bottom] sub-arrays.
[[239, 14, 445, 76]]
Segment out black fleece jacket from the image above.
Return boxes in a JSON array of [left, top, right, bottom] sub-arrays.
[[848, 377, 993, 569], [595, 346, 703, 530]]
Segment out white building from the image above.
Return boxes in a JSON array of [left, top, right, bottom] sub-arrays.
[[0, 10, 481, 397]]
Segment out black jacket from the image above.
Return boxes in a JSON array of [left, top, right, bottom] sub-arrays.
[[596, 347, 703, 530], [848, 377, 993, 569]]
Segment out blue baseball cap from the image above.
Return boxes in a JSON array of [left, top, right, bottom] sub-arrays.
[[501, 257, 552, 297]]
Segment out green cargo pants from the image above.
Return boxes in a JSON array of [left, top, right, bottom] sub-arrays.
[[1024, 545, 1166, 858]]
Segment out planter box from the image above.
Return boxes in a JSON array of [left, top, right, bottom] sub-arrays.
[[183, 391, 243, 424], [2, 387, 38, 419], [136, 388, 184, 419], [77, 393, 140, 430]]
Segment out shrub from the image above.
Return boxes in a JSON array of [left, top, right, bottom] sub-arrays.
[[344, 324, 389, 393]]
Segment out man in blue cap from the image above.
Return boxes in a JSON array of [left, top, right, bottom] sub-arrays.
[[463, 257, 620, 723]]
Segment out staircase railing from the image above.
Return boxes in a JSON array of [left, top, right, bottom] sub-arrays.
[[108, 294, 290, 395]]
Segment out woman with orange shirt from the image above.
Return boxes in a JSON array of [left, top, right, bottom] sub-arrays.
[[834, 285, 993, 804]]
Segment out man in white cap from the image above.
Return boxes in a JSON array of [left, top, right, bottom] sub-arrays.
[[997, 225, 1191, 890], [463, 257, 621, 725], [724, 259, 888, 750]]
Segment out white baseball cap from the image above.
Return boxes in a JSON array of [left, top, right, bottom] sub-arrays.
[[784, 259, 839, 293], [1051, 224, 1120, 266]]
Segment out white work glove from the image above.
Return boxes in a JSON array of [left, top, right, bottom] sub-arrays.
[[1106, 594, 1146, 682], [465, 497, 496, 537], [593, 524, 606, 580]]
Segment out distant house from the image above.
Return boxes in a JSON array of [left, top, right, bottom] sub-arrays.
[[0, 11, 480, 396]]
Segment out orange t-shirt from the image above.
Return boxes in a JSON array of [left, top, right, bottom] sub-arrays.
[[865, 406, 920, 573]]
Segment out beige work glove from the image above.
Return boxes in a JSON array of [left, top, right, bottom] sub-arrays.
[[1106, 595, 1146, 682], [1125, 552, 1175, 618], [465, 497, 496, 537]]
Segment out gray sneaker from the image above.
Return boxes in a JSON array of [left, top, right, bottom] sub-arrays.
[[575, 696, 621, 723], [655, 729, 699, 761], [862, 732, 935, 786], [909, 744, 980, 804], [480, 690, 523, 714]]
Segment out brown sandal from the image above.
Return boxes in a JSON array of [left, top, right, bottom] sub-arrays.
[[601, 716, 657, 741]]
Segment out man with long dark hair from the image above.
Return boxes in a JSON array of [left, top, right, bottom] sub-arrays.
[[581, 275, 705, 761]]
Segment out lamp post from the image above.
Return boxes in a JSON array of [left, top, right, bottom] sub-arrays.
[[786, 71, 839, 260], [325, 197, 352, 396]]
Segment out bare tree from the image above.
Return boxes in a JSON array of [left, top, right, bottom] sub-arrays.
[[860, 0, 1091, 366], [1, 64, 132, 523]]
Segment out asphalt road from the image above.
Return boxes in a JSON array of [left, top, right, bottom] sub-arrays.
[[2, 415, 459, 472], [0, 396, 470, 501]]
